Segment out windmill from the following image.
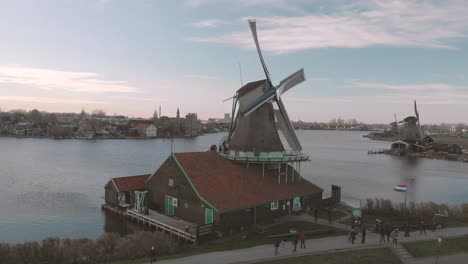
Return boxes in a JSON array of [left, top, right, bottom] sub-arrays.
[[226, 19, 305, 153], [390, 113, 399, 134], [414, 100, 423, 139]]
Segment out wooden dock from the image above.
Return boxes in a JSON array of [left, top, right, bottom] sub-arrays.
[[367, 149, 388, 155], [102, 204, 212, 243]]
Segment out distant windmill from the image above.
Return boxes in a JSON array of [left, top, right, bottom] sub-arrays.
[[226, 20, 305, 152], [414, 100, 423, 139]]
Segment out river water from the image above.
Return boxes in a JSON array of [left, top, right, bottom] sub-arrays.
[[1, 130, 467, 242]]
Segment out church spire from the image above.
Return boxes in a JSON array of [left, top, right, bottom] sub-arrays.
[[176, 107, 180, 119]]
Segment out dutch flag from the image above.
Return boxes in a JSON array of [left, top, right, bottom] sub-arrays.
[[394, 184, 407, 192]]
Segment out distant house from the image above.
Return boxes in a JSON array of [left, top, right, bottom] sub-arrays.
[[134, 123, 157, 137], [105, 174, 150, 209], [422, 135, 436, 145], [448, 144, 463, 155], [391, 140, 409, 150], [143, 151, 322, 231]]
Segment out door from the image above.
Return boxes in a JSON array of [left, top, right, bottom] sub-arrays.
[[293, 197, 301, 212], [165, 195, 174, 216], [205, 208, 213, 224]]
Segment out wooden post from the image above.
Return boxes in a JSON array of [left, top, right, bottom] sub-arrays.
[[291, 162, 295, 183], [262, 163, 265, 178], [278, 164, 281, 184], [285, 163, 288, 183]]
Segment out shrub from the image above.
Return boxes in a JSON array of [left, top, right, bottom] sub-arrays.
[[0, 231, 182, 264]]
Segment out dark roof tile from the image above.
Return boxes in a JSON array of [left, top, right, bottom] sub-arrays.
[[174, 152, 321, 212]]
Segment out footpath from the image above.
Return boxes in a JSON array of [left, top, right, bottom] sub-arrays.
[[154, 213, 468, 264]]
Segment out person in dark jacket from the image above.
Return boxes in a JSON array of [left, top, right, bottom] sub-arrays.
[[419, 221, 427, 235], [150, 246, 157, 264], [361, 226, 367, 244], [385, 225, 391, 242], [350, 229, 357, 244], [404, 223, 411, 238], [292, 237, 298, 252], [379, 224, 386, 243], [314, 208, 318, 222], [274, 240, 280, 256]]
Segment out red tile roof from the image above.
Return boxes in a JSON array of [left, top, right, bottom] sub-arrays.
[[113, 174, 150, 192], [174, 152, 322, 212]]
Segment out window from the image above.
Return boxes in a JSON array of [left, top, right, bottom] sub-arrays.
[[168, 178, 174, 187], [270, 201, 279, 211], [184, 202, 188, 209]]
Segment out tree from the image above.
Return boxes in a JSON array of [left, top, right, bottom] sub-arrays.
[[29, 109, 42, 124], [80, 109, 86, 118], [92, 109, 106, 117], [48, 113, 58, 124]]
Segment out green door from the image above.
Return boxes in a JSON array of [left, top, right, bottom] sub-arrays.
[[293, 197, 301, 212], [205, 208, 213, 224], [165, 195, 174, 216]]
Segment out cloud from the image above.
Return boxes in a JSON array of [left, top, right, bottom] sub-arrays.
[[354, 82, 464, 92], [192, 19, 223, 28], [288, 82, 468, 105], [0, 66, 139, 93], [189, 0, 468, 53], [185, 0, 302, 9], [0, 96, 103, 104]]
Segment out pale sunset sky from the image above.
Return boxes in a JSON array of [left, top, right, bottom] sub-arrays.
[[0, 0, 467, 123]]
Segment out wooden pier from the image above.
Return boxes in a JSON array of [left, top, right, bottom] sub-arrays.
[[367, 149, 388, 155], [102, 204, 212, 243]]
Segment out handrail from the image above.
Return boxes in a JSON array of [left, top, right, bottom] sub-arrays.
[[127, 210, 196, 240]]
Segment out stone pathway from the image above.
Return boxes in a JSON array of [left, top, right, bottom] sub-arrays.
[[152, 214, 468, 264], [389, 243, 415, 264]]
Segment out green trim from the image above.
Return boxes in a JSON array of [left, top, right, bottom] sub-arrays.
[[172, 154, 221, 213], [220, 195, 303, 214]]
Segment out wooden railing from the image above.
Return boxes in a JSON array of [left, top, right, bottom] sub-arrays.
[[126, 210, 197, 242]]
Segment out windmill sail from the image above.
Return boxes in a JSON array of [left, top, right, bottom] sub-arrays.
[[275, 98, 302, 151], [414, 100, 423, 139], [277, 69, 305, 96], [249, 20, 272, 87], [228, 20, 305, 153]]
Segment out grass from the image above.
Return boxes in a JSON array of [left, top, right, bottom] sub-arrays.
[[255, 248, 402, 264], [110, 221, 347, 263], [368, 134, 468, 149], [403, 235, 468, 258], [432, 136, 468, 149], [341, 212, 468, 230]]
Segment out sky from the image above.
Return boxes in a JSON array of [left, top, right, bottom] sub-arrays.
[[0, 0, 467, 124]]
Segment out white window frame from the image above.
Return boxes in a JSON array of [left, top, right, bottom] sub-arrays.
[[168, 178, 174, 187], [172, 198, 178, 207], [270, 201, 279, 211]]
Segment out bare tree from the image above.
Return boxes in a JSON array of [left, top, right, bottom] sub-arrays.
[[91, 109, 106, 117]]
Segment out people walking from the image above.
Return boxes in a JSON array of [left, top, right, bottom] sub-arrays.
[[379, 225, 386, 243], [299, 232, 306, 249], [150, 246, 157, 264], [391, 228, 399, 244], [274, 240, 280, 256], [404, 223, 411, 238], [361, 226, 367, 244], [349, 228, 357, 244], [314, 208, 318, 222], [419, 221, 427, 236], [385, 225, 391, 242], [292, 237, 298, 253]]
